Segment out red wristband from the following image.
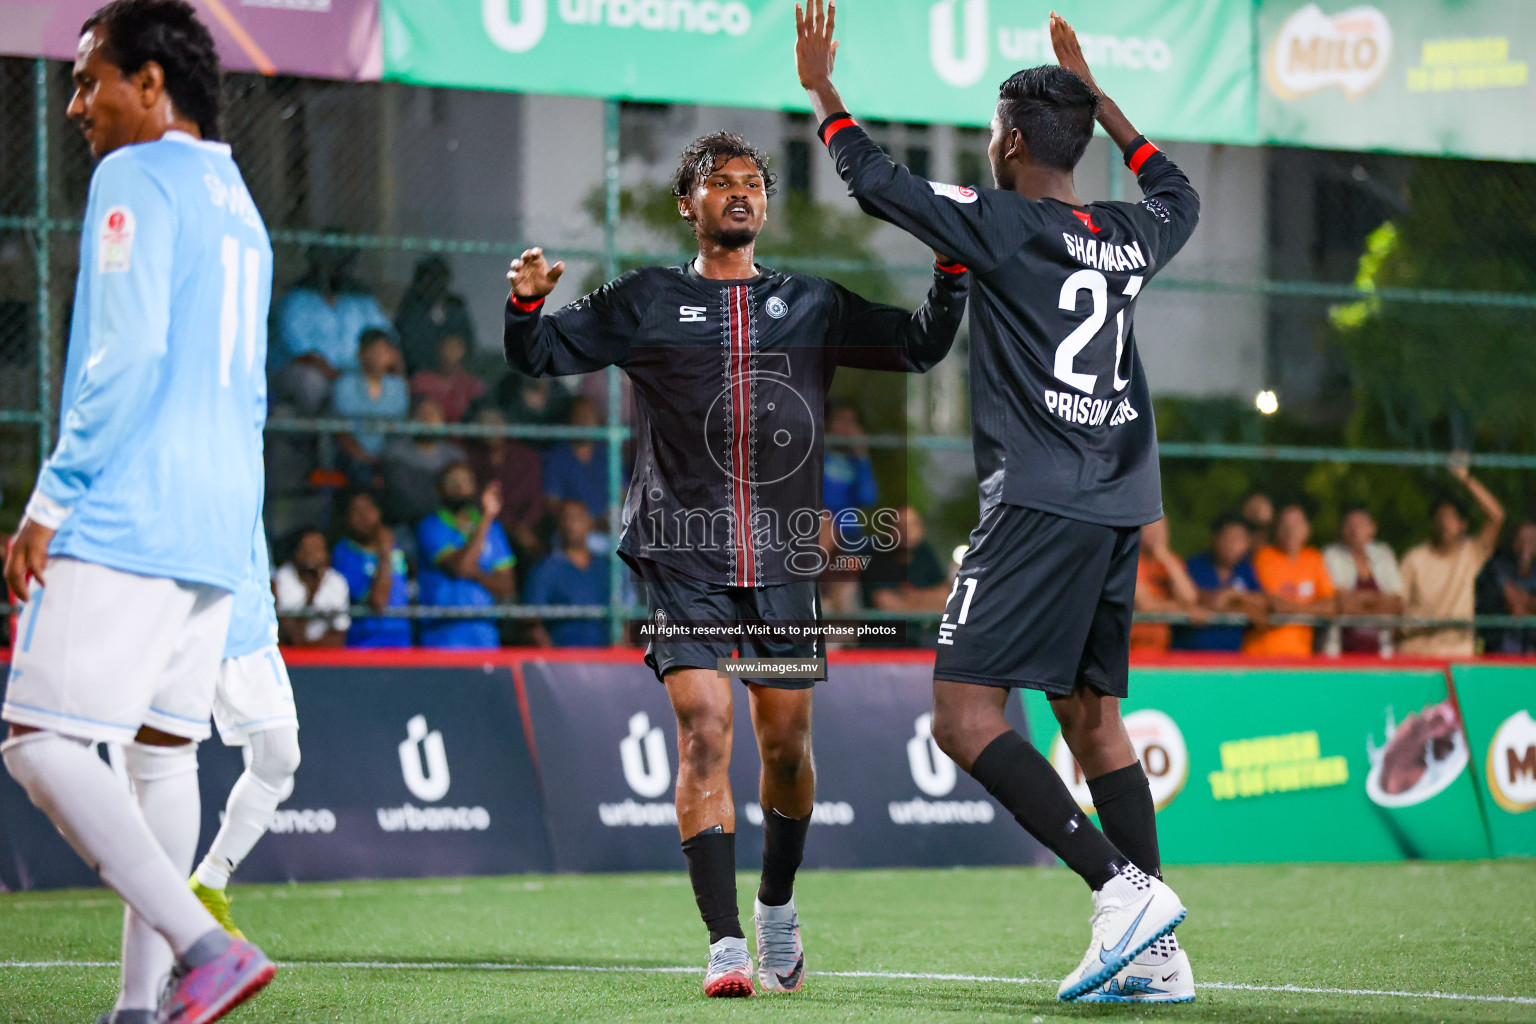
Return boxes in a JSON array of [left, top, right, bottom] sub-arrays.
[[935, 260, 968, 274], [820, 116, 858, 146], [510, 294, 545, 312]]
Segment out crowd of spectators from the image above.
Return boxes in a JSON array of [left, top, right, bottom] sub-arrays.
[[1129, 460, 1534, 657], [236, 255, 1536, 654]]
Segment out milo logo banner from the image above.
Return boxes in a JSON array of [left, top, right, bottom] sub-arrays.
[[1259, 0, 1536, 160], [1451, 664, 1536, 857], [518, 657, 1047, 873], [1022, 666, 1490, 865]]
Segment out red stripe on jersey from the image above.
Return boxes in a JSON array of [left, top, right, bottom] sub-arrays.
[[935, 260, 968, 274], [1128, 142, 1159, 174], [821, 117, 857, 146], [510, 294, 545, 312], [729, 286, 754, 587]]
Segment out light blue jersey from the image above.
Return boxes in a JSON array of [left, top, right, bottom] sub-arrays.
[[31, 132, 272, 592], [224, 512, 280, 660]]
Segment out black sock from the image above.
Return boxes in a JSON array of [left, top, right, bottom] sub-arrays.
[[970, 731, 1127, 890], [682, 826, 744, 943], [757, 809, 811, 907], [1088, 762, 1161, 879]]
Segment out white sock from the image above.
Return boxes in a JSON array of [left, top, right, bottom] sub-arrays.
[[1, 731, 218, 953], [196, 726, 300, 890], [117, 742, 202, 1012]]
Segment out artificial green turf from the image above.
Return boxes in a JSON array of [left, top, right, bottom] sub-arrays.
[[2, 861, 1533, 1023]]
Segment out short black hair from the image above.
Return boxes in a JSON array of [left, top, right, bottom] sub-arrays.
[[83, 0, 222, 141], [996, 66, 1098, 171], [672, 131, 778, 198], [1211, 512, 1248, 535], [436, 460, 474, 494], [1341, 503, 1374, 520], [340, 487, 379, 513], [358, 327, 393, 351], [1431, 495, 1469, 520], [1277, 500, 1313, 520]]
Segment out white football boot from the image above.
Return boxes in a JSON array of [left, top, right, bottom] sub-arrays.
[[1057, 866, 1187, 1002], [1076, 933, 1196, 1003], [702, 936, 754, 998], [753, 897, 806, 993]]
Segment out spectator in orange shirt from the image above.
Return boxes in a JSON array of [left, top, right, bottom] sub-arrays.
[[1130, 517, 1203, 653], [1247, 503, 1337, 656]]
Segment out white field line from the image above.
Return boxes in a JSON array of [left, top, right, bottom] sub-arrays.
[[2, 959, 1533, 1006]]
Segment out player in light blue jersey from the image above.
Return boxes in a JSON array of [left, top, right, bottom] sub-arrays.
[[190, 519, 303, 937], [1, 4, 275, 1023]]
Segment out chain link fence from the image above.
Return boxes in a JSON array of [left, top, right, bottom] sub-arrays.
[[3, 58, 1535, 647]]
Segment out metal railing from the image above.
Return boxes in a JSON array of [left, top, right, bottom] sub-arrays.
[[4, 58, 1536, 647]]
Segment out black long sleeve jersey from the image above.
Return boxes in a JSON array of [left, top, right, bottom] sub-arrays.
[[504, 261, 968, 586], [822, 114, 1200, 528]]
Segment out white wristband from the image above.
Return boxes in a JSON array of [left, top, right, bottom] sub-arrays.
[[23, 490, 72, 531]]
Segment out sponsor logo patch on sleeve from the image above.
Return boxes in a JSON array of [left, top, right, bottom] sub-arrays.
[[928, 181, 978, 204], [98, 205, 136, 273]]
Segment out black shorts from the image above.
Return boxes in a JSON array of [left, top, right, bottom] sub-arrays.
[[932, 503, 1140, 698], [634, 558, 825, 689]]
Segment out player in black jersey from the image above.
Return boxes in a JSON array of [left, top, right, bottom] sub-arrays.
[[798, 3, 1198, 1003], [504, 132, 967, 997]]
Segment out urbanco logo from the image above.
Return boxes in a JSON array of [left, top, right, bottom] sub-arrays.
[[483, 0, 547, 53], [483, 0, 752, 55], [907, 712, 958, 797], [1267, 3, 1392, 101], [620, 711, 671, 798], [399, 714, 451, 803], [930, 0, 989, 88]]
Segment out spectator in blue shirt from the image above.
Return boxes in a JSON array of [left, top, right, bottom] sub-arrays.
[[525, 501, 612, 648], [331, 490, 414, 648], [542, 396, 613, 520], [274, 243, 394, 414], [823, 401, 878, 553], [416, 463, 515, 648], [333, 329, 410, 482], [1177, 513, 1268, 652]]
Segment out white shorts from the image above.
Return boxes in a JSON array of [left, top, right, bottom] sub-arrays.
[[3, 557, 232, 744], [212, 645, 298, 746]]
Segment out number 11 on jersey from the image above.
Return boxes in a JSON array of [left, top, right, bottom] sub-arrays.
[[219, 234, 260, 387]]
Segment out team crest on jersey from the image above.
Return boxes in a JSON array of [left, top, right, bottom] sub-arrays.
[[98, 206, 135, 273], [928, 181, 978, 204], [765, 296, 788, 319]]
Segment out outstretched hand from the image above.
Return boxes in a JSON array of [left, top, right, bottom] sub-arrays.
[[795, 0, 839, 89], [508, 247, 565, 299], [1049, 11, 1102, 96]]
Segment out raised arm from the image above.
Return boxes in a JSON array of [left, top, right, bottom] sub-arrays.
[[503, 247, 640, 377], [1450, 454, 1506, 557], [829, 261, 968, 372], [1050, 12, 1200, 267], [795, 0, 1035, 273]]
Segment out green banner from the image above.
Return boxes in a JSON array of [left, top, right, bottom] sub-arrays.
[[1022, 667, 1490, 865], [1452, 664, 1536, 857], [1259, 0, 1536, 161], [383, 0, 1257, 144]]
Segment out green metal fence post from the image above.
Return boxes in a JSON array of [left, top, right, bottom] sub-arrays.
[[603, 99, 626, 643], [35, 58, 52, 466]]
